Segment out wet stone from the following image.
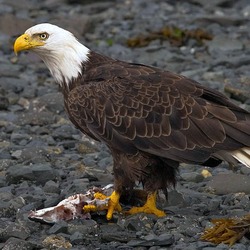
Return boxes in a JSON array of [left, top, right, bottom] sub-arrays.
[[10, 132, 31, 145], [2, 237, 39, 250], [97, 156, 113, 169], [123, 214, 157, 232], [206, 173, 250, 195], [240, 166, 250, 175], [100, 224, 137, 243], [35, 92, 64, 114], [166, 190, 185, 206], [0, 201, 16, 218], [127, 232, 174, 247], [43, 180, 61, 194], [10, 147, 49, 164], [66, 178, 90, 194], [6, 163, 58, 185], [0, 222, 30, 241], [43, 193, 62, 208], [82, 155, 97, 166], [48, 221, 68, 235], [42, 235, 72, 249], [180, 172, 204, 183], [0, 177, 6, 188], [208, 35, 243, 53], [67, 219, 98, 235], [70, 231, 85, 245], [52, 125, 80, 140], [0, 77, 25, 94]]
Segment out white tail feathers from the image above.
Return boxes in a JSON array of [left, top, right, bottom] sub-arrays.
[[231, 147, 250, 168]]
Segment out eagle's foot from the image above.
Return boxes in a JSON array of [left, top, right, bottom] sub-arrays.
[[106, 191, 122, 220], [84, 191, 122, 220], [127, 192, 166, 217], [83, 204, 99, 213]]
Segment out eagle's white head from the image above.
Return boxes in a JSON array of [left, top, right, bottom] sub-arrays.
[[14, 23, 90, 86]]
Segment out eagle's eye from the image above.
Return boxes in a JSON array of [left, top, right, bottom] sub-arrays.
[[39, 33, 49, 40]]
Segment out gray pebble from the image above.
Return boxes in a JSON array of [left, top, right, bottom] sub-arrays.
[[0, 223, 30, 241], [206, 173, 250, 195], [180, 172, 204, 183], [2, 237, 39, 250], [70, 231, 84, 245], [43, 180, 61, 194], [67, 220, 97, 235], [48, 221, 68, 234], [6, 163, 58, 185]]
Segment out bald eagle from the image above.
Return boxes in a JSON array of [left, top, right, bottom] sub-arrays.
[[14, 23, 250, 220]]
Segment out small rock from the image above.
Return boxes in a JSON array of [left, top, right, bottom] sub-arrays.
[[180, 172, 204, 183], [0, 77, 25, 94], [17, 97, 30, 109], [166, 190, 185, 206], [240, 166, 250, 176], [201, 169, 212, 178], [206, 173, 250, 195], [35, 92, 64, 114], [6, 163, 58, 185], [127, 232, 174, 247], [48, 221, 68, 234], [19, 110, 57, 126], [0, 186, 14, 201], [11, 150, 22, 159], [67, 219, 98, 235], [43, 180, 61, 194], [52, 124, 79, 140], [70, 231, 84, 245], [0, 201, 16, 218], [0, 176, 6, 188], [124, 214, 157, 232], [66, 178, 90, 194], [2, 237, 39, 250], [97, 156, 112, 169], [43, 194, 61, 208], [42, 235, 72, 249], [208, 35, 243, 53], [77, 142, 97, 154], [202, 71, 224, 82], [11, 147, 49, 164], [0, 222, 30, 241], [100, 228, 136, 243]]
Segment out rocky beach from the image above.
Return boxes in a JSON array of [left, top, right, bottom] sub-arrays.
[[0, 0, 250, 249]]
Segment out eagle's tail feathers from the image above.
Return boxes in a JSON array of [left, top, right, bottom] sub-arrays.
[[231, 147, 250, 168]]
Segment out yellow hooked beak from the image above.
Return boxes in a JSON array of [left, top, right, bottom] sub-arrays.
[[14, 34, 45, 55]]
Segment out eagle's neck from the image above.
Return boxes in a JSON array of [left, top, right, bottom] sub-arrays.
[[38, 40, 90, 87]]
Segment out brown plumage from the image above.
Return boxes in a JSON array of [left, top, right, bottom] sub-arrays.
[[14, 24, 250, 218], [64, 51, 250, 193]]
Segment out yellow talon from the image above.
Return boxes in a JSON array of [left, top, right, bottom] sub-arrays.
[[83, 191, 122, 220], [94, 192, 108, 200], [84, 191, 165, 219], [127, 192, 166, 217], [83, 204, 98, 213], [107, 191, 122, 220]]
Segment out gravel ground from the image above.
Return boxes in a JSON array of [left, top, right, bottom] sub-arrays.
[[1, 0, 250, 249]]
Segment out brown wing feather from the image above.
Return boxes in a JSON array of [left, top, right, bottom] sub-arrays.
[[66, 62, 250, 164]]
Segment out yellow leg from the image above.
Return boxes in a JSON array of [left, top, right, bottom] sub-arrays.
[[106, 191, 122, 220], [83, 191, 122, 220], [127, 192, 166, 217]]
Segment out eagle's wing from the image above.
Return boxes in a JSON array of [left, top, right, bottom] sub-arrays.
[[66, 63, 250, 164]]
